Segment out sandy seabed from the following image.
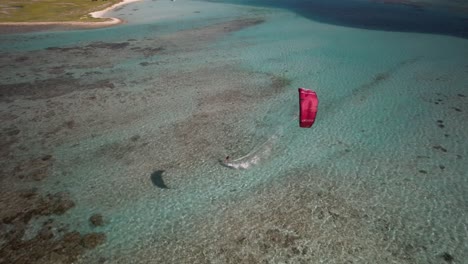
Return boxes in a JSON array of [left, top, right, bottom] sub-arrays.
[[0, 0, 467, 263]]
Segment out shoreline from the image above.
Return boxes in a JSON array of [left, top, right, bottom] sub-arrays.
[[0, 0, 142, 33], [89, 0, 142, 20]]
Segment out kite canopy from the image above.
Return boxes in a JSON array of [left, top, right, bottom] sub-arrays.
[[298, 88, 318, 128]]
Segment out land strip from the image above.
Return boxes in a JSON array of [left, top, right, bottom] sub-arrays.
[[0, 0, 141, 33]]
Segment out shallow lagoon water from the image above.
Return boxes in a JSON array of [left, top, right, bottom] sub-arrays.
[[0, 0, 467, 263]]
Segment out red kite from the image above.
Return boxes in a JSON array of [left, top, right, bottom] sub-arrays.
[[298, 88, 318, 128]]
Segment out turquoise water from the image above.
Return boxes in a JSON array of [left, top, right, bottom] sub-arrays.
[[1, 0, 467, 263]]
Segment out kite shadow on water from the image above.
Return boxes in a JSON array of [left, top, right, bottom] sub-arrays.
[[150, 170, 169, 189]]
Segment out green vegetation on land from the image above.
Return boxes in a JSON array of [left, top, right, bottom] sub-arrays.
[[0, 0, 122, 23]]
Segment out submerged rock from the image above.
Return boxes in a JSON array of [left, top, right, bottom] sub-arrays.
[[433, 145, 447, 152], [90, 214, 104, 227], [440, 252, 454, 262], [0, 190, 106, 263], [81, 233, 106, 249], [41, 154, 52, 161], [12, 155, 54, 182]]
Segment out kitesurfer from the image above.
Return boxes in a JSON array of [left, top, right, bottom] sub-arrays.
[[224, 156, 230, 163]]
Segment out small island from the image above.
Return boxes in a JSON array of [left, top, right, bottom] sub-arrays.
[[0, 0, 140, 32]]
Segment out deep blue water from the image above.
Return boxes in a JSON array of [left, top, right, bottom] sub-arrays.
[[205, 0, 468, 39]]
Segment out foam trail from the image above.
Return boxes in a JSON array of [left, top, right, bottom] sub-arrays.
[[221, 126, 284, 170], [221, 92, 297, 170]]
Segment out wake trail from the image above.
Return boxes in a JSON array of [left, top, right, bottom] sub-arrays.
[[221, 126, 284, 170], [220, 91, 299, 170]]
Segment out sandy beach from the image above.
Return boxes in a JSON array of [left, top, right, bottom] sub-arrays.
[[89, 0, 143, 19]]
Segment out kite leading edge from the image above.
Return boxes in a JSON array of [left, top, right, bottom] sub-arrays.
[[298, 88, 318, 128]]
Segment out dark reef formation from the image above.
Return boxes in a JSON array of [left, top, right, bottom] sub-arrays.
[[0, 190, 106, 264]]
